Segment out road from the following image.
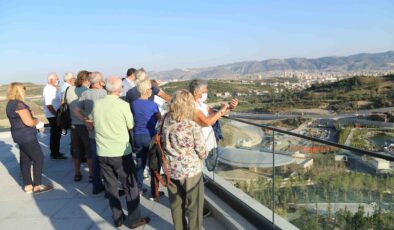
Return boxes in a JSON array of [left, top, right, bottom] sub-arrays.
[[230, 107, 394, 120]]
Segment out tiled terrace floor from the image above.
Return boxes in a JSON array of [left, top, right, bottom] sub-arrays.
[[0, 131, 224, 230]]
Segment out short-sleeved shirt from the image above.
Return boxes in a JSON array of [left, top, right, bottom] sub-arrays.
[[42, 84, 61, 118], [77, 88, 107, 138], [6, 100, 37, 144], [195, 101, 217, 152], [125, 86, 160, 104], [131, 99, 159, 137], [93, 95, 134, 157], [64, 86, 88, 125]]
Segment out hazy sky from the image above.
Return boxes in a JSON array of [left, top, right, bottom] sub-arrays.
[[1, 0, 393, 83]]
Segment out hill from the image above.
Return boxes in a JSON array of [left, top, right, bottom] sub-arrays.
[[160, 75, 394, 113], [150, 51, 394, 80], [0, 82, 44, 98]]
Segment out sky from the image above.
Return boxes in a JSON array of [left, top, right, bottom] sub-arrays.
[[0, 0, 393, 83]]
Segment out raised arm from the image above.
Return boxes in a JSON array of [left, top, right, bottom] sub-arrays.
[[192, 122, 208, 160], [193, 104, 228, 127], [157, 89, 171, 102]]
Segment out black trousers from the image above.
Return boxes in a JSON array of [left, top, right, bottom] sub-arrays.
[[18, 139, 44, 186], [47, 117, 62, 157], [99, 154, 141, 226]]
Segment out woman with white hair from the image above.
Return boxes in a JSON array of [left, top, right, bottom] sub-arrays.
[[6, 82, 53, 193], [131, 79, 162, 198]]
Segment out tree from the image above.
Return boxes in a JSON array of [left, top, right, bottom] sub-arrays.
[[351, 205, 366, 229]]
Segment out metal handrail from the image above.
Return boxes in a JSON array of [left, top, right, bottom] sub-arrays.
[[222, 116, 394, 161]]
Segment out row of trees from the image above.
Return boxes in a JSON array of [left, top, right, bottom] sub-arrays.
[[232, 153, 394, 229], [294, 205, 394, 230]]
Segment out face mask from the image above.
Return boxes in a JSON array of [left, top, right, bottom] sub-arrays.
[[55, 80, 60, 86], [199, 93, 208, 103]]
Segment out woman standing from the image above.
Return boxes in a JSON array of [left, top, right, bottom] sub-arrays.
[[189, 79, 238, 167], [6, 82, 53, 193], [161, 90, 207, 230]]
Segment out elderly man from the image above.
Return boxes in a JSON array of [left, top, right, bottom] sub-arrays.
[[42, 72, 67, 159], [60, 72, 75, 101], [74, 72, 106, 194], [93, 76, 150, 228]]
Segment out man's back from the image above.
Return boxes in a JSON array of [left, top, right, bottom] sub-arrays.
[[93, 95, 134, 157], [65, 86, 88, 125], [79, 89, 107, 118]]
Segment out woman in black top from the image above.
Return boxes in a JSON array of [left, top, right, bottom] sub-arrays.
[[6, 82, 53, 194]]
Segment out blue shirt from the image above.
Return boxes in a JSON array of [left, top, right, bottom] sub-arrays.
[[6, 100, 37, 144], [125, 86, 160, 104], [131, 99, 159, 136]]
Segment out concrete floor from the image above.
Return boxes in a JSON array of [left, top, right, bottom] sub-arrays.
[[0, 131, 224, 230]]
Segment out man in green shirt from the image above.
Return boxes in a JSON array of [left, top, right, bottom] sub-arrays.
[[93, 76, 150, 228]]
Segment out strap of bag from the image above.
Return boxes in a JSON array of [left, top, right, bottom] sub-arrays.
[[63, 86, 70, 105], [156, 113, 172, 186]]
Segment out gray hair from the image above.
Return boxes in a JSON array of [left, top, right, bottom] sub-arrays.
[[189, 79, 207, 95], [89, 72, 103, 85], [47, 72, 58, 82], [63, 72, 75, 82], [105, 76, 122, 94], [136, 79, 152, 95], [135, 68, 148, 82]]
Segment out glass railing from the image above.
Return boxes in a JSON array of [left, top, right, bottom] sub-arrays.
[[205, 116, 394, 230]]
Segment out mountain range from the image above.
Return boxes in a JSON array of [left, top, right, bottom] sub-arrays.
[[150, 51, 394, 80]]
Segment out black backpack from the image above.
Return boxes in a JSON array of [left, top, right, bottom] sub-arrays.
[[56, 87, 71, 131]]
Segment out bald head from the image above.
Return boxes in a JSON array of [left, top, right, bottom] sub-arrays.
[[106, 76, 122, 95]]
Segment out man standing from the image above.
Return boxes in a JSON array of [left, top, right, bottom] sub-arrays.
[[93, 76, 150, 228], [42, 72, 67, 159], [74, 72, 106, 194], [121, 68, 136, 99], [60, 72, 75, 102]]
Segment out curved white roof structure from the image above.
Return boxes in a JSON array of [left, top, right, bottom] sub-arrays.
[[218, 147, 295, 168]]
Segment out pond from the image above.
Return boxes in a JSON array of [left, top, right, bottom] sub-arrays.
[[370, 132, 394, 150]]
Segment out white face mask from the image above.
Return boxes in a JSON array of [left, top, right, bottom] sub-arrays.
[[55, 80, 60, 86], [199, 93, 208, 103]]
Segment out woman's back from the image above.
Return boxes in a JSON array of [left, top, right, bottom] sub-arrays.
[[6, 100, 36, 143], [131, 99, 159, 137], [161, 116, 207, 180]]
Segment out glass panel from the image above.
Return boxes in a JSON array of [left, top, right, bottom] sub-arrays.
[[274, 129, 394, 230], [335, 123, 394, 155], [213, 118, 274, 222]]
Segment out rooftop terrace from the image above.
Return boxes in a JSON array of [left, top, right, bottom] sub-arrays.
[[0, 131, 231, 230]]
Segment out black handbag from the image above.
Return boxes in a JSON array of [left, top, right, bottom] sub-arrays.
[[56, 87, 71, 132]]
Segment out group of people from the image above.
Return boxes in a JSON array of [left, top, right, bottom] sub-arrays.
[[6, 68, 238, 229]]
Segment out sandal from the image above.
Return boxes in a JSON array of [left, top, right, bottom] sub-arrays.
[[33, 185, 53, 194], [74, 174, 82, 182], [129, 217, 150, 229], [24, 185, 33, 194]]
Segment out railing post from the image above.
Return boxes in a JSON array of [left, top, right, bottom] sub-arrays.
[[272, 130, 275, 225]]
